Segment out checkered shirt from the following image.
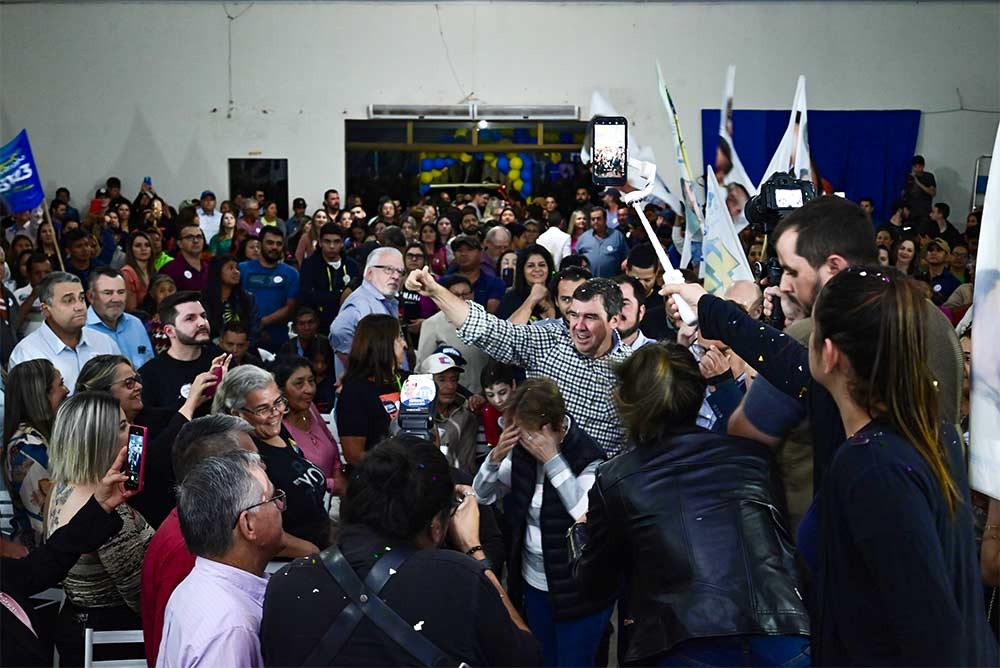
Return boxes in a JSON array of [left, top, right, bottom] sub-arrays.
[[457, 302, 632, 456]]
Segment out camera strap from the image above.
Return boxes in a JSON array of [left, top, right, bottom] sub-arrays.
[[305, 545, 461, 667]]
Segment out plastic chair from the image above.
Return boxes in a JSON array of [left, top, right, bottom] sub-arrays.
[[82, 628, 145, 668]]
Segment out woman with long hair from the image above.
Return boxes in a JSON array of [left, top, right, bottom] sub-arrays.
[[375, 197, 397, 226], [2, 360, 69, 549], [235, 234, 261, 263], [496, 244, 556, 323], [46, 391, 153, 665], [891, 236, 919, 275], [293, 209, 329, 265], [663, 268, 997, 665], [336, 314, 408, 465], [35, 220, 61, 268], [565, 210, 589, 252], [208, 211, 238, 256], [419, 222, 448, 275], [572, 343, 810, 667], [120, 231, 157, 312], [203, 254, 259, 341]]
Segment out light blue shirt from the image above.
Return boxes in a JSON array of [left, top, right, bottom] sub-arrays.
[[574, 228, 629, 278], [8, 321, 120, 393], [157, 557, 268, 668], [86, 307, 155, 370], [329, 280, 399, 377]]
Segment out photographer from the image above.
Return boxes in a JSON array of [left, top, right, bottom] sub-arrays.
[[259, 437, 539, 666], [722, 196, 962, 521]]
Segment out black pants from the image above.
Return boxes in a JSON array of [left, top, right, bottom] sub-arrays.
[[53, 600, 142, 667]]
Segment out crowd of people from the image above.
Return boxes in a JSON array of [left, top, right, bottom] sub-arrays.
[[0, 155, 997, 667]]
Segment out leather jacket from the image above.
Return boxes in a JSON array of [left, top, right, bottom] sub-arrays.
[[572, 427, 810, 665]]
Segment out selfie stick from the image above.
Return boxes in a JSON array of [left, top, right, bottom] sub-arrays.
[[620, 158, 698, 326]]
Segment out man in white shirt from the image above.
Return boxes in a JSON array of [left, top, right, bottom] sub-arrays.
[[536, 219, 572, 270], [196, 190, 222, 242], [8, 272, 119, 392]]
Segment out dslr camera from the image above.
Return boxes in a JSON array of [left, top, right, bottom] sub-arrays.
[[396, 375, 438, 442], [745, 172, 817, 329]]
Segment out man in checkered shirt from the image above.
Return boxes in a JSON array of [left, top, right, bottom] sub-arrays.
[[406, 269, 632, 457]]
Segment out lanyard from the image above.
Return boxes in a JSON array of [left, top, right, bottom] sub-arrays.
[[0, 592, 37, 638], [326, 262, 349, 291]]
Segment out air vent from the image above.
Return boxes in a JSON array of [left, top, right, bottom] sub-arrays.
[[368, 104, 474, 120], [474, 105, 580, 121]]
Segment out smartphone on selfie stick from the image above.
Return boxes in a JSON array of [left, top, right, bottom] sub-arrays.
[[590, 116, 628, 188]]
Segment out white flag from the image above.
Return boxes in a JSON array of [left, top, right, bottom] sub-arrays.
[[582, 90, 681, 213], [969, 122, 1000, 499], [717, 66, 756, 196], [701, 164, 755, 295], [758, 75, 812, 191]]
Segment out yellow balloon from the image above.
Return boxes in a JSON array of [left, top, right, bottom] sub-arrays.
[[420, 172, 433, 184], [488, 158, 498, 168], [508, 169, 521, 182], [551, 152, 562, 164], [514, 179, 525, 191], [454, 128, 469, 138], [484, 152, 496, 162], [419, 152, 427, 160], [431, 169, 442, 178], [510, 156, 523, 170]]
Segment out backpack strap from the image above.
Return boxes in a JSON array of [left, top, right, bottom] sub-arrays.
[[303, 545, 459, 667]]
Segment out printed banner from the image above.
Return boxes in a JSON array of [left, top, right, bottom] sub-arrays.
[[0, 130, 44, 213], [757, 76, 812, 190], [716, 66, 756, 197], [969, 122, 1000, 499], [701, 163, 755, 295], [655, 61, 704, 268]]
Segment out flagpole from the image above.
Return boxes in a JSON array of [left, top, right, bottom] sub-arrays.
[[41, 198, 66, 271]]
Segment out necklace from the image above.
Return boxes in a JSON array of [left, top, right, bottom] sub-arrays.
[[289, 410, 311, 428]]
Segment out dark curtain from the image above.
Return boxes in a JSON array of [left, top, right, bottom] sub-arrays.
[[701, 109, 921, 222]]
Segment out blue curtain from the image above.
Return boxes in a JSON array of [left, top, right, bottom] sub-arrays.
[[701, 110, 920, 222]]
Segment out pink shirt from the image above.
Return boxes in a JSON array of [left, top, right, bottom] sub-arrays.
[[283, 404, 342, 491]]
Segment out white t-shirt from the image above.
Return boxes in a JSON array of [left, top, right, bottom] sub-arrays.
[[197, 208, 223, 242]]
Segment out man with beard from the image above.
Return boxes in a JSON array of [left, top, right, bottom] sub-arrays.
[[323, 188, 341, 219], [85, 267, 154, 369], [139, 291, 224, 412], [239, 226, 299, 350], [329, 247, 404, 377], [610, 275, 652, 348]]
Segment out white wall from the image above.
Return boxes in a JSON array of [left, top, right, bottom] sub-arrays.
[[2, 1, 998, 218]]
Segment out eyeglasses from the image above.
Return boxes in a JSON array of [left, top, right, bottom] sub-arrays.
[[405, 253, 426, 261], [372, 265, 405, 277], [449, 494, 467, 517], [111, 375, 143, 390], [451, 290, 474, 300], [234, 489, 286, 527], [240, 396, 289, 418], [180, 234, 205, 242]]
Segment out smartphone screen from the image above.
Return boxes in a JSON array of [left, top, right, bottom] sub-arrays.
[[591, 117, 628, 186], [125, 426, 147, 491]]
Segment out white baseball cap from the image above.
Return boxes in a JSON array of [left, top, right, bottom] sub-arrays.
[[418, 354, 464, 375]]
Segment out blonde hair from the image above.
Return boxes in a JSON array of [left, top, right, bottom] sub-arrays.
[[49, 391, 122, 484]]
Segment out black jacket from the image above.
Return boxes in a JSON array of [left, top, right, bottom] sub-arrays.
[[1, 497, 122, 667], [506, 424, 610, 621], [299, 252, 359, 332], [573, 427, 810, 665]]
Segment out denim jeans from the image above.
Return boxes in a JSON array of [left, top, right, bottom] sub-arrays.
[[523, 584, 614, 667], [655, 634, 811, 668]]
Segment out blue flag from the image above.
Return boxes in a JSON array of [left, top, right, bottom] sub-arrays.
[[0, 130, 45, 213]]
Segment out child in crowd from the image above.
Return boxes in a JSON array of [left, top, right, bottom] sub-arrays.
[[479, 361, 518, 450]]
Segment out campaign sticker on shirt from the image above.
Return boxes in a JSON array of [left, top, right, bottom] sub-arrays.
[[606, 245, 615, 252], [933, 283, 942, 292], [179, 383, 192, 399], [184, 270, 193, 279], [274, 275, 284, 284]]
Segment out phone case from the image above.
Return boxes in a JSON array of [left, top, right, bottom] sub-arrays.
[[125, 425, 149, 492]]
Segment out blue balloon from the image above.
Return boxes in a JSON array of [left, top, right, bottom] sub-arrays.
[[419, 184, 431, 195], [559, 131, 573, 143], [445, 158, 456, 167], [521, 166, 533, 180], [497, 156, 510, 173], [433, 157, 446, 169], [521, 181, 533, 196], [473, 152, 483, 160], [520, 153, 533, 167], [421, 158, 433, 171]]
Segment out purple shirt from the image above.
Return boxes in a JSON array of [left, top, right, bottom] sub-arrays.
[[156, 557, 268, 668], [159, 257, 210, 292]]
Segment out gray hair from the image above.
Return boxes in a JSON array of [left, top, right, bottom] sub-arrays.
[[176, 450, 264, 558], [172, 414, 255, 482], [38, 271, 82, 305], [87, 266, 123, 292], [211, 365, 275, 415], [485, 226, 511, 244], [49, 391, 121, 484], [76, 354, 133, 394], [364, 246, 402, 274]]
